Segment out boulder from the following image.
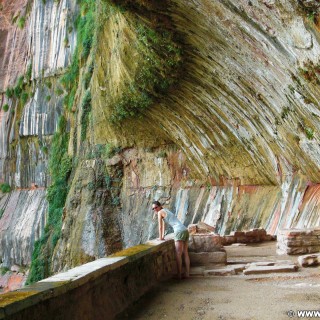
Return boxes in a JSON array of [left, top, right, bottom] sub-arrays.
[[298, 253, 320, 267], [188, 222, 215, 235]]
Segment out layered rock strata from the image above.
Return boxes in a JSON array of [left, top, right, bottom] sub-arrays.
[[0, 0, 76, 275], [0, 189, 47, 267]]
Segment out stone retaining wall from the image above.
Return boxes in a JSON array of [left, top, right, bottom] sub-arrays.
[[277, 228, 320, 255], [225, 229, 275, 244], [0, 240, 175, 320]]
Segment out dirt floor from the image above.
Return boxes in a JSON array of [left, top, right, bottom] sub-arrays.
[[119, 242, 320, 320]]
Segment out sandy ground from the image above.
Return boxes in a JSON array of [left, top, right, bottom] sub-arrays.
[[118, 242, 320, 320]]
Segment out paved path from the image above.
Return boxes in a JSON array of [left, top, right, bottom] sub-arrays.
[[119, 242, 320, 320]]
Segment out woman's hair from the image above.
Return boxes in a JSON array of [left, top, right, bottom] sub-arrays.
[[152, 200, 162, 207]]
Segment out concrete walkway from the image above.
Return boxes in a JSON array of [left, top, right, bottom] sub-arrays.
[[119, 242, 320, 320]]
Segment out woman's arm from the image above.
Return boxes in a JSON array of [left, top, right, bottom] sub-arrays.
[[158, 211, 165, 240]]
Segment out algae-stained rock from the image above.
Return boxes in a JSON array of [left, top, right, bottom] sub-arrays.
[[52, 159, 123, 272]]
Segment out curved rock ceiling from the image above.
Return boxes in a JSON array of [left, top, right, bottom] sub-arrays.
[[1, 0, 320, 277]]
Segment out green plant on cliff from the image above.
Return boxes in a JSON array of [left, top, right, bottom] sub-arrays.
[[60, 58, 79, 91], [21, 92, 29, 105], [281, 107, 290, 120], [64, 36, 69, 48], [107, 5, 182, 123], [305, 127, 314, 140], [26, 63, 32, 82], [0, 267, 9, 275], [0, 183, 11, 193], [104, 143, 122, 158], [45, 80, 52, 89], [5, 88, 14, 99], [80, 90, 92, 141], [27, 0, 97, 284], [60, 0, 95, 111], [27, 116, 71, 284], [77, 6, 95, 61], [55, 87, 64, 96], [298, 61, 320, 85], [41, 145, 48, 154], [2, 104, 9, 112], [157, 151, 167, 158], [307, 11, 316, 23], [17, 16, 26, 29], [83, 62, 94, 89], [14, 76, 24, 97]]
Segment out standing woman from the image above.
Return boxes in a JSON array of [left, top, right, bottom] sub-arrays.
[[152, 201, 190, 279]]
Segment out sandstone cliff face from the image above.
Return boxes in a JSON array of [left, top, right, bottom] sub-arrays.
[[0, 0, 76, 273], [0, 0, 320, 280]]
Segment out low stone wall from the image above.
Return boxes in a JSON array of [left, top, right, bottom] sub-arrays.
[[187, 228, 275, 266], [225, 229, 275, 245], [188, 228, 275, 248], [277, 228, 320, 255], [0, 240, 175, 320]]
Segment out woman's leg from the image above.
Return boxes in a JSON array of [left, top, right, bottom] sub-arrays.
[[175, 240, 184, 279], [183, 241, 190, 278]]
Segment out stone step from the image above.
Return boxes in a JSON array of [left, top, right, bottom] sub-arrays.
[[190, 267, 205, 276], [204, 264, 247, 276], [205, 267, 236, 276], [243, 264, 298, 275], [277, 246, 320, 255], [189, 251, 227, 266]]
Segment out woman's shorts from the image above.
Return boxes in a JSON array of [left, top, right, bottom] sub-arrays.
[[174, 230, 189, 242]]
